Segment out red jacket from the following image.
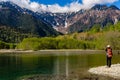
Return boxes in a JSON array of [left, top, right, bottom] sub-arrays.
[[106, 48, 113, 57]]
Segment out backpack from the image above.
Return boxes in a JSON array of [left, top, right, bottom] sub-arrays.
[[107, 48, 113, 57]]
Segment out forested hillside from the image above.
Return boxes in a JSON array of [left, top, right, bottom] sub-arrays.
[[0, 2, 59, 43], [0, 2, 120, 50], [17, 21, 120, 50]]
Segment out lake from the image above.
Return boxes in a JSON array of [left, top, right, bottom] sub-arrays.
[[0, 50, 120, 80]]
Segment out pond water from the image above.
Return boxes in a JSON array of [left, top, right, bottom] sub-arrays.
[[0, 50, 120, 80]]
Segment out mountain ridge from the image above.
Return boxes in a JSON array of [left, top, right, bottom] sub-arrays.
[[0, 1, 120, 35], [0, 1, 59, 43], [32, 4, 120, 33], [67, 5, 120, 33]]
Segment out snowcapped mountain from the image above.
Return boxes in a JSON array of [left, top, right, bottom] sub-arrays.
[[0, 1, 120, 34], [0, 1, 59, 42], [0, 1, 70, 33], [0, 1, 86, 33], [67, 5, 120, 33]]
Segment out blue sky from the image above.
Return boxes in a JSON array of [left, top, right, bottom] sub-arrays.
[[112, 1, 120, 9], [32, 0, 120, 8], [1, 0, 120, 13], [31, 0, 75, 6]]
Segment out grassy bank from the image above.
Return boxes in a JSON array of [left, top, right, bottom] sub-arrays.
[[16, 31, 120, 50]]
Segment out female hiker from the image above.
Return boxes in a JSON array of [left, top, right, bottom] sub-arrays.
[[105, 45, 113, 67]]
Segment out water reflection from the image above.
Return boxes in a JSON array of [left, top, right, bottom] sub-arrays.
[[65, 52, 69, 77], [53, 52, 69, 77], [0, 54, 55, 80], [0, 52, 119, 80]]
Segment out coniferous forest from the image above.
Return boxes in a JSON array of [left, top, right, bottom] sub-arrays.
[[0, 21, 120, 50]]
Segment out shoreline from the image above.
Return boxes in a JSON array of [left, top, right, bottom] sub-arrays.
[[0, 49, 119, 55], [0, 49, 104, 53], [88, 64, 120, 79], [0, 49, 34, 53]]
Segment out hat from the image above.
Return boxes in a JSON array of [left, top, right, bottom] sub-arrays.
[[107, 45, 111, 47]]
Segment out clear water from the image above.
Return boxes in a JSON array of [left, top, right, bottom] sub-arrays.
[[0, 50, 120, 80]]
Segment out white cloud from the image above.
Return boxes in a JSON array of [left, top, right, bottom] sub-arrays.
[[82, 0, 119, 9], [0, 0, 118, 13], [42, 2, 82, 13]]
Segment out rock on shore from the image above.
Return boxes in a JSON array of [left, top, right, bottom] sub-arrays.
[[88, 64, 120, 79]]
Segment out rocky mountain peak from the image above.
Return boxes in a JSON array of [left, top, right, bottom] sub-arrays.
[[0, 1, 120, 34], [91, 4, 108, 10], [109, 5, 119, 10]]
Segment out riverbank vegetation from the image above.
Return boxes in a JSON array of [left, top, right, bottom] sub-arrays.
[[16, 21, 120, 50], [16, 37, 95, 50], [0, 41, 16, 49], [1, 21, 120, 50]]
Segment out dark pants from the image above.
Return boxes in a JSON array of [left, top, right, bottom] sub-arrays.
[[107, 56, 112, 67]]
